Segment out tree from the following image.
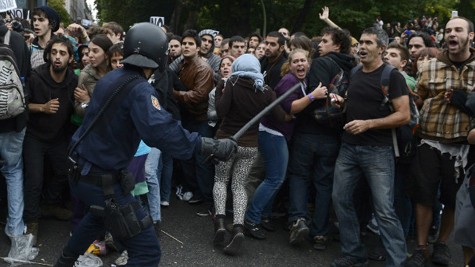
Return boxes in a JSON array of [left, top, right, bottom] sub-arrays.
[[48, 0, 72, 26]]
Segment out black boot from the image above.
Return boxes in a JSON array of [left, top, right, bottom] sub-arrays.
[[223, 224, 244, 256], [214, 215, 226, 246], [54, 251, 78, 267]]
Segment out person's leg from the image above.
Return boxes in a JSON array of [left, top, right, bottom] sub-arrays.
[[363, 145, 407, 267], [160, 152, 173, 203], [394, 162, 412, 237], [311, 135, 339, 238], [246, 132, 288, 225], [213, 157, 233, 216], [0, 129, 26, 237], [332, 143, 367, 261], [192, 120, 214, 203], [145, 148, 161, 222], [231, 146, 257, 225], [245, 153, 265, 202], [22, 134, 46, 223], [287, 133, 314, 224], [45, 138, 71, 205]]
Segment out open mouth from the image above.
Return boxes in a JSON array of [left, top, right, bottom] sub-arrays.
[[359, 50, 368, 57], [448, 40, 458, 49]]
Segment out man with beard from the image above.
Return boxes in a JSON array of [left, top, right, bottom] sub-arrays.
[[198, 29, 221, 83], [406, 17, 475, 267], [261, 31, 287, 90], [168, 35, 182, 65], [23, 36, 77, 245]]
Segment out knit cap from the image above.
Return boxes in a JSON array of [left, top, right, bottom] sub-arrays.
[[35, 6, 60, 32]]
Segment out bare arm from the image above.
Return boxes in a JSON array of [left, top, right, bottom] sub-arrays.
[[290, 82, 327, 114], [319, 6, 341, 29], [468, 128, 475, 144]]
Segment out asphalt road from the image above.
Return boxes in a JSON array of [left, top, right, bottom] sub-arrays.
[[0, 198, 465, 266]]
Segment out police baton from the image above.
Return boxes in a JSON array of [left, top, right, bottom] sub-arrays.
[[230, 82, 303, 142]]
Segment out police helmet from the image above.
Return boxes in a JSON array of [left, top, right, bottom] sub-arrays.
[[121, 22, 168, 71]]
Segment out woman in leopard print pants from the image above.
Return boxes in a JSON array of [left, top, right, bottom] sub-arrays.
[[213, 54, 287, 255]]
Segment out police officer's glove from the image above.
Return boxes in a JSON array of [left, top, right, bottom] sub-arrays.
[[201, 137, 237, 162]]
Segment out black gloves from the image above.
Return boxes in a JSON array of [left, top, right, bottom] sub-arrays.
[[201, 137, 237, 162], [450, 90, 474, 116]]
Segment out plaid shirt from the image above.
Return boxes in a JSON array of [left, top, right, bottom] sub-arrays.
[[416, 49, 475, 143]]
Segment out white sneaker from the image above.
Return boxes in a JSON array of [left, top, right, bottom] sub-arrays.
[[160, 201, 170, 207], [182, 192, 193, 201], [115, 250, 128, 266]]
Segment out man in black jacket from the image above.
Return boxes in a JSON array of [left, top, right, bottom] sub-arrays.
[[0, 20, 33, 261], [287, 27, 355, 250], [23, 36, 77, 245]]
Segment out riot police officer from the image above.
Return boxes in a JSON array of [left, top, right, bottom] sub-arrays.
[[55, 23, 236, 266]]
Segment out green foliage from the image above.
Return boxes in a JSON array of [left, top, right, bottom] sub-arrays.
[[48, 0, 72, 26], [95, 0, 463, 37]]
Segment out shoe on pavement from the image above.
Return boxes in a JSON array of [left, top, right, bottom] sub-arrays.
[[431, 242, 450, 266], [244, 220, 266, 240], [261, 217, 276, 232], [188, 196, 203, 205], [313, 235, 328, 251], [406, 248, 428, 267], [41, 205, 72, 221], [223, 225, 244, 256], [182, 192, 193, 202], [289, 218, 309, 245], [160, 201, 169, 207], [366, 216, 380, 236], [331, 256, 369, 267], [25, 222, 38, 246]]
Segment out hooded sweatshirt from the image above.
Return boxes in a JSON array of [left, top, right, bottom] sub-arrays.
[[27, 63, 77, 142]]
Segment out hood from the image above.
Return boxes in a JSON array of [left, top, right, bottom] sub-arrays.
[[33, 63, 76, 89], [326, 52, 356, 72], [436, 47, 475, 66]]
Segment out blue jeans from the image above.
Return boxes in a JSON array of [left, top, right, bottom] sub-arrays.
[[246, 131, 288, 224], [0, 129, 26, 237], [333, 143, 406, 267], [287, 133, 339, 237], [145, 148, 161, 222], [159, 152, 173, 202], [63, 180, 160, 266], [181, 119, 214, 202]]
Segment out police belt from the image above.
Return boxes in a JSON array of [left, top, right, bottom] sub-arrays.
[[78, 173, 119, 188]]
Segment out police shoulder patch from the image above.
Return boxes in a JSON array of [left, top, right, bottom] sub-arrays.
[[151, 95, 161, 110]]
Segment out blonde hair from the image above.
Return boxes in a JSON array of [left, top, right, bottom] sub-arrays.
[[281, 48, 310, 77]]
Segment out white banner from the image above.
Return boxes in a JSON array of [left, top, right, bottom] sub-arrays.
[[0, 0, 17, 13], [7, 8, 24, 19], [150, 16, 165, 27]]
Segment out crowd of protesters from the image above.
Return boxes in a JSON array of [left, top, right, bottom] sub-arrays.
[[0, 4, 474, 267]]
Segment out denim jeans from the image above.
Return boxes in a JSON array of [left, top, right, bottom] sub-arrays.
[[287, 133, 339, 237], [0, 129, 26, 237], [144, 148, 161, 222], [63, 180, 160, 266], [246, 131, 288, 224], [159, 152, 173, 202], [333, 143, 407, 267], [23, 134, 70, 222], [180, 119, 214, 202]]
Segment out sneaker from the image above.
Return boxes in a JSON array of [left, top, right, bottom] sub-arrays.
[[160, 201, 170, 207], [366, 216, 380, 236], [431, 242, 450, 265], [196, 205, 214, 217], [261, 217, 276, 232], [115, 250, 128, 266], [25, 222, 38, 246], [289, 218, 309, 245], [244, 220, 266, 240], [41, 205, 72, 221], [406, 248, 428, 267], [182, 192, 193, 201], [188, 196, 203, 205], [313, 235, 328, 251], [331, 256, 369, 267]]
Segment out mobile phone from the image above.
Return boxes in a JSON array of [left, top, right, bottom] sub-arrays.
[[451, 11, 458, 18]]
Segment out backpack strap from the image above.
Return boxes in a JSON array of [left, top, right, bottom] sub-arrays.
[[379, 63, 399, 157], [3, 30, 11, 46]]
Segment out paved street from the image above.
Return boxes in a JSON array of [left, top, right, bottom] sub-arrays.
[[0, 198, 465, 266]]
